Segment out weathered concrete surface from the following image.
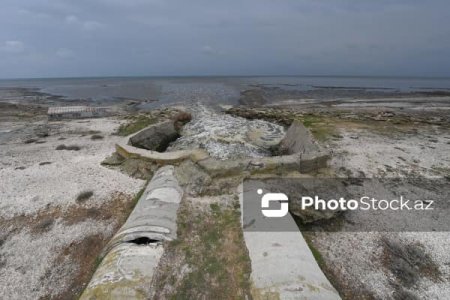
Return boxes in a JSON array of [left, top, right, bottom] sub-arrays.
[[80, 243, 164, 300], [115, 142, 206, 165], [80, 165, 182, 300], [245, 231, 341, 300], [128, 120, 179, 151], [196, 153, 328, 177], [103, 165, 183, 253], [117, 141, 327, 177], [299, 151, 330, 174], [239, 184, 341, 300], [196, 154, 301, 177]]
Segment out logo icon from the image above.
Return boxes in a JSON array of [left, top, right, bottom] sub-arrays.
[[258, 189, 289, 218]]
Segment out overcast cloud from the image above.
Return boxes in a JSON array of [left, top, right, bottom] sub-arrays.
[[0, 0, 449, 78]]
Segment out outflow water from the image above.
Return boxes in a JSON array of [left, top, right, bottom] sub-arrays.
[[168, 105, 285, 160]]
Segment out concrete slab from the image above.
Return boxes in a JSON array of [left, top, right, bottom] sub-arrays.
[[239, 184, 341, 300]]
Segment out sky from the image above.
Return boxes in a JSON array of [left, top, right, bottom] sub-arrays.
[[0, 0, 450, 79]]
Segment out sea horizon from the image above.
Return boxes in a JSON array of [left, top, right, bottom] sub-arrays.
[[2, 74, 450, 81]]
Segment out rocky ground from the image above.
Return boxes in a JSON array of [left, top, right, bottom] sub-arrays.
[[228, 99, 450, 300], [1, 85, 449, 299], [0, 102, 145, 299], [315, 115, 450, 300]]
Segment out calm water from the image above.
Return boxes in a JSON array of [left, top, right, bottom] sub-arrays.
[[1, 76, 450, 107]]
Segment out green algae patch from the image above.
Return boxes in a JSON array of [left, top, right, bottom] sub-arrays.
[[81, 281, 148, 300], [251, 285, 281, 300], [117, 114, 158, 136], [295, 115, 337, 142]]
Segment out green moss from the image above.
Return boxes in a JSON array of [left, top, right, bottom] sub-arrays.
[[307, 240, 325, 267], [430, 165, 450, 176], [116, 114, 157, 136], [130, 183, 147, 209], [310, 126, 336, 142], [301, 115, 324, 127], [156, 200, 252, 299], [80, 278, 148, 300], [93, 256, 103, 270], [209, 203, 221, 214], [251, 286, 281, 300], [295, 115, 337, 142]]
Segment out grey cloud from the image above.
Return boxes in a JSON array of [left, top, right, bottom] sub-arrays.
[[0, 0, 449, 78], [0, 41, 25, 53], [56, 48, 74, 58], [65, 15, 104, 31], [201, 46, 224, 56]]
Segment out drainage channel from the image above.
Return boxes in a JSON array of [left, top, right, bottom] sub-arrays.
[[80, 165, 182, 299]]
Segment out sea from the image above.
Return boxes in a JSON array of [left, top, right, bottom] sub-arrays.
[[1, 76, 450, 108]]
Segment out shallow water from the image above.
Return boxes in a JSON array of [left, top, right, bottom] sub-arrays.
[[1, 76, 450, 108]]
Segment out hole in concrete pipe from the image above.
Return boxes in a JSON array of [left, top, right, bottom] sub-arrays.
[[127, 237, 160, 245]]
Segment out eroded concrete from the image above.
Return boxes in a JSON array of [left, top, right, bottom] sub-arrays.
[[80, 166, 182, 299]]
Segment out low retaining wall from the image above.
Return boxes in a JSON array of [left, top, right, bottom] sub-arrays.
[[115, 142, 203, 164], [116, 143, 329, 177], [116, 117, 330, 177]]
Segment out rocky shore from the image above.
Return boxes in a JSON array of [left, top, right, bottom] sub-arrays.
[[1, 85, 449, 299]]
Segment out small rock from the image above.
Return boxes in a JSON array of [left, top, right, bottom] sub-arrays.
[[76, 190, 94, 203], [34, 218, 54, 233], [34, 124, 49, 138], [101, 152, 125, 166], [23, 138, 37, 144], [91, 134, 104, 140]]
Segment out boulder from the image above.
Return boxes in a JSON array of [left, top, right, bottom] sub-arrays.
[[129, 120, 179, 152], [278, 120, 319, 155]]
